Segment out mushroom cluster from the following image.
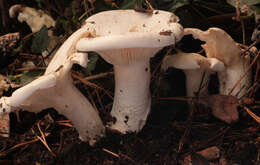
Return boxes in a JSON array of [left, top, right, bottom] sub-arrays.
[[0, 9, 183, 142], [184, 27, 252, 99], [161, 27, 254, 123], [1, 5, 249, 143]]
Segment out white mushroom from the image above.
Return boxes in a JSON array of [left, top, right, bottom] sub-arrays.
[[9, 4, 59, 64], [9, 4, 55, 33], [0, 27, 105, 143], [76, 10, 183, 133], [184, 28, 251, 98], [161, 51, 225, 97]]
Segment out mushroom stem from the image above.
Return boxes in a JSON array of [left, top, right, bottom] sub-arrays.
[[53, 86, 104, 143], [218, 60, 250, 97], [111, 60, 151, 133], [49, 60, 105, 142], [184, 70, 209, 97]]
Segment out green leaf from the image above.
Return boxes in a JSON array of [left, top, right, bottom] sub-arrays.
[[85, 53, 99, 74], [8, 70, 44, 85], [31, 25, 50, 54], [20, 70, 44, 85]]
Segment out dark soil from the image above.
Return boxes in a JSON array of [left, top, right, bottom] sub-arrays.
[[1, 0, 260, 165]]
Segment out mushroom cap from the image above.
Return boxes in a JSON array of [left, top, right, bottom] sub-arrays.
[[161, 51, 225, 72], [76, 10, 183, 52], [184, 28, 242, 66], [9, 4, 55, 33], [10, 74, 56, 108], [9, 4, 24, 18], [45, 26, 90, 74]]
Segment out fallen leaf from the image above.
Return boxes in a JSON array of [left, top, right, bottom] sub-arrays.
[[197, 146, 220, 160], [31, 25, 50, 54], [183, 147, 220, 165], [202, 94, 239, 123], [159, 94, 239, 123], [0, 32, 20, 51], [0, 74, 11, 96], [20, 70, 44, 85], [85, 53, 99, 74], [191, 152, 209, 165], [0, 114, 9, 138]]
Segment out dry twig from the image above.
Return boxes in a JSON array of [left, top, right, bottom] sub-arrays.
[[0, 133, 50, 157]]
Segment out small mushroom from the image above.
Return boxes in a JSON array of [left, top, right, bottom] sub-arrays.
[[9, 4, 60, 64], [161, 51, 225, 97], [9, 4, 55, 33], [76, 10, 183, 133], [0, 29, 105, 143], [184, 27, 251, 98]]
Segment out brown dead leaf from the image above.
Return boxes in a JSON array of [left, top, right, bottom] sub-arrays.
[[159, 94, 239, 123], [197, 146, 220, 160], [191, 152, 209, 165], [202, 94, 239, 123], [0, 74, 12, 96], [0, 32, 20, 51], [183, 147, 220, 165], [0, 114, 9, 138]]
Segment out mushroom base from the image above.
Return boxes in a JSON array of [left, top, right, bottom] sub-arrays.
[[218, 59, 251, 98], [109, 60, 152, 133]]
